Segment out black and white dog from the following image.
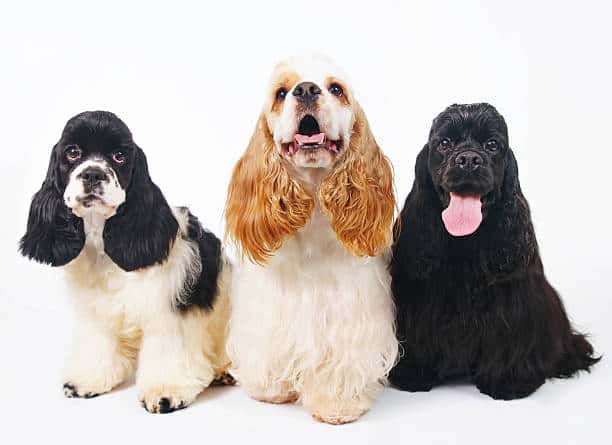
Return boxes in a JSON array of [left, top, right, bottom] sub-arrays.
[[389, 103, 600, 400], [20, 111, 231, 413]]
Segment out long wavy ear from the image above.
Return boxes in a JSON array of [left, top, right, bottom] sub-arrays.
[[501, 148, 520, 201], [319, 102, 395, 257], [392, 144, 448, 280], [103, 146, 178, 271], [19, 146, 85, 266], [225, 114, 314, 264], [481, 148, 536, 277]]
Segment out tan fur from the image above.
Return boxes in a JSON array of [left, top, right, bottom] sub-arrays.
[[320, 102, 396, 256], [225, 115, 314, 264]]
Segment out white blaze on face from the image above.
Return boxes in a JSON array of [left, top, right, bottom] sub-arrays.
[[63, 158, 126, 218], [265, 54, 355, 170]]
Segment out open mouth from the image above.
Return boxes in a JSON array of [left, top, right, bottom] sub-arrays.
[[282, 115, 342, 156]]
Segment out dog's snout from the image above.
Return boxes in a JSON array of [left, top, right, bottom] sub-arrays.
[[293, 82, 322, 102], [455, 151, 483, 171], [79, 166, 108, 187]]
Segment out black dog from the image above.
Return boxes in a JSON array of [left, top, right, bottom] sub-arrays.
[[389, 103, 599, 400]]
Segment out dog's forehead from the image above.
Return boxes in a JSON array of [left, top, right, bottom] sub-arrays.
[[270, 54, 350, 89]]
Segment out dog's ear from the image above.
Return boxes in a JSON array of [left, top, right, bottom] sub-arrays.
[[392, 144, 447, 280], [481, 148, 536, 278], [19, 146, 85, 266], [501, 148, 520, 201], [320, 102, 395, 257], [103, 146, 178, 271], [414, 144, 433, 191], [225, 114, 314, 264]]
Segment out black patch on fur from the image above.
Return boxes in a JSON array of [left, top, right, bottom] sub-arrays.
[[103, 146, 179, 271], [390, 103, 600, 400], [19, 147, 85, 266], [175, 211, 222, 312]]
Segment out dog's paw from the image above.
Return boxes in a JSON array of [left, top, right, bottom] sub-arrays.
[[311, 407, 366, 425], [245, 381, 298, 404], [211, 372, 236, 387], [139, 384, 201, 414], [476, 377, 544, 400], [391, 379, 436, 393], [62, 371, 122, 398], [63, 382, 100, 399]]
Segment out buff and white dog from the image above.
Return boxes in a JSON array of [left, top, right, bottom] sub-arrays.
[[225, 55, 398, 424]]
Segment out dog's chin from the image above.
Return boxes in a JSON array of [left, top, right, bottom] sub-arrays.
[[285, 147, 338, 169], [69, 195, 118, 219]]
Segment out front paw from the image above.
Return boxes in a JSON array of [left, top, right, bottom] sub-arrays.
[[476, 377, 544, 400], [390, 379, 436, 392], [63, 382, 100, 399], [389, 366, 439, 392], [139, 384, 202, 414], [62, 371, 122, 399], [310, 405, 367, 425]]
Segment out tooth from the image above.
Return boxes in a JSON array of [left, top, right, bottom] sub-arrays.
[[288, 144, 295, 155]]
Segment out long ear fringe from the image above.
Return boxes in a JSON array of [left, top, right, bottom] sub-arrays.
[[320, 103, 396, 257], [103, 147, 178, 271], [225, 115, 314, 264], [19, 147, 85, 266]]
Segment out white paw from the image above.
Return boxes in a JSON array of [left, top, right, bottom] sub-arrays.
[[138, 384, 203, 414], [62, 372, 122, 398], [245, 381, 298, 404], [63, 358, 130, 398], [311, 408, 366, 425]]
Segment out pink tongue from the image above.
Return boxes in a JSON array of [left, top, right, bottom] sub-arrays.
[[294, 133, 325, 145], [441, 193, 483, 237]]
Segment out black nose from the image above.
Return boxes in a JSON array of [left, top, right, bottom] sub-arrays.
[[293, 82, 322, 103], [80, 166, 108, 187], [455, 151, 484, 171]]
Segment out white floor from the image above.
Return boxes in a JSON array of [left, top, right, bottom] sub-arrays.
[[2, 270, 608, 445]]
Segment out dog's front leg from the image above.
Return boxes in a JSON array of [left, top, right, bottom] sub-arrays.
[[63, 312, 135, 399], [136, 310, 214, 414]]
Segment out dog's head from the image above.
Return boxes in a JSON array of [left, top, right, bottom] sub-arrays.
[[265, 54, 354, 172], [58, 111, 133, 218], [20, 111, 178, 271], [421, 103, 517, 237], [225, 54, 395, 264]]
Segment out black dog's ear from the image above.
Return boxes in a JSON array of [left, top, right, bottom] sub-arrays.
[[414, 144, 433, 192], [19, 147, 85, 266], [103, 146, 178, 272], [482, 148, 535, 278], [501, 148, 520, 201], [392, 144, 447, 280]]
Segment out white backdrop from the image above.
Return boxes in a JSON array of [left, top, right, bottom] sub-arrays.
[[1, 1, 610, 444]]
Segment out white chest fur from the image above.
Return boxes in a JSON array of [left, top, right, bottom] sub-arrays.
[[227, 205, 398, 414]]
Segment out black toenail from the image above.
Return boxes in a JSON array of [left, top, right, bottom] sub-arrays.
[[158, 398, 172, 414]]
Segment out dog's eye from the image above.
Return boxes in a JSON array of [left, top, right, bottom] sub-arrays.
[[65, 145, 82, 162], [112, 150, 126, 165], [485, 139, 499, 151], [438, 138, 452, 152], [329, 83, 343, 96], [276, 88, 287, 101]]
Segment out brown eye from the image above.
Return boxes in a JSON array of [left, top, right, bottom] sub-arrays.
[[65, 145, 82, 162], [485, 139, 499, 151], [329, 83, 343, 96], [112, 150, 126, 164], [438, 138, 452, 152], [276, 88, 287, 101]]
